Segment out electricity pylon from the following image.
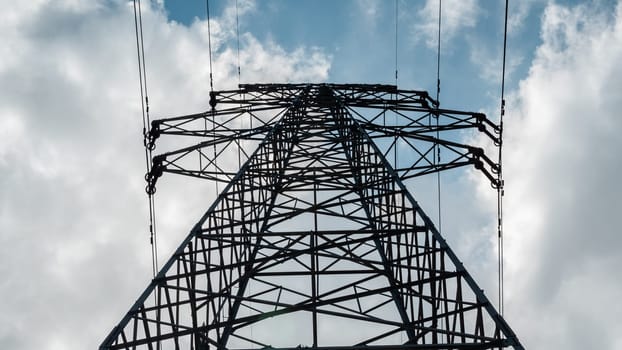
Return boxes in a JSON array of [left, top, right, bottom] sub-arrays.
[[101, 84, 522, 349]]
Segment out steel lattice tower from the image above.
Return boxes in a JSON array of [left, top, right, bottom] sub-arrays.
[[101, 84, 523, 349]]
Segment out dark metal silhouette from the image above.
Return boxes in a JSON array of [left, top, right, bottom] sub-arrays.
[[101, 84, 522, 349]]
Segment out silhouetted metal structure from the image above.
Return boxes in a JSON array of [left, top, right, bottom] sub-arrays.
[[101, 84, 522, 349]]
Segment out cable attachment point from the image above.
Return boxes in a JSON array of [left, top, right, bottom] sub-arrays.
[[468, 147, 500, 188], [474, 113, 487, 132], [501, 98, 506, 117], [491, 162, 501, 174], [494, 124, 503, 139], [209, 91, 218, 109], [491, 178, 504, 190], [469, 147, 484, 165], [145, 155, 166, 195], [146, 121, 161, 151]]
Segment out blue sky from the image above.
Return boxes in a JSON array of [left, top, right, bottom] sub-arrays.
[[1, 1, 621, 349], [160, 0, 546, 111]]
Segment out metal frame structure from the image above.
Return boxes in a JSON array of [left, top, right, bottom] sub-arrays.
[[101, 84, 522, 349]]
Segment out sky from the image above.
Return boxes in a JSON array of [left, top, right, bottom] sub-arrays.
[[0, 0, 621, 349]]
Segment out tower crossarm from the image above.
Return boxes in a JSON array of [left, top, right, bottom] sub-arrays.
[[145, 84, 501, 194]]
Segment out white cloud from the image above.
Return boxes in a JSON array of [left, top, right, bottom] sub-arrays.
[[507, 0, 543, 35], [473, 1, 622, 348], [469, 39, 523, 84], [0, 0, 330, 349], [413, 0, 479, 48]]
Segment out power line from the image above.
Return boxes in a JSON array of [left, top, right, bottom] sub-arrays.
[[395, 0, 398, 85], [436, 0, 441, 103], [498, 0, 510, 317], [435, 0, 443, 234], [132, 0, 158, 277], [394, 0, 398, 168], [206, 0, 219, 195], [235, 0, 243, 170], [206, 0, 214, 92], [236, 0, 241, 86]]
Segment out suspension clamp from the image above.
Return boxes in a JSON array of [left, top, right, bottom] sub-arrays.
[[146, 121, 161, 151], [145, 155, 165, 195]]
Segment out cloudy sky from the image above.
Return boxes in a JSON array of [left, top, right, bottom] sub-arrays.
[[1, 0, 621, 349]]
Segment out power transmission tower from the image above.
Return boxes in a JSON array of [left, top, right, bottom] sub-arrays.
[[101, 84, 522, 349]]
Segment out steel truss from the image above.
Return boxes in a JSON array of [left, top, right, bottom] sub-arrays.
[[101, 84, 522, 349]]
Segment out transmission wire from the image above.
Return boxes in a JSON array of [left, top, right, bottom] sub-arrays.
[[236, 0, 241, 86], [235, 0, 242, 170], [233, 2, 252, 340], [434, 0, 443, 234], [206, 0, 214, 92], [138, 0, 159, 278], [394, 0, 398, 169], [206, 0, 219, 195], [498, 0, 509, 318], [133, 0, 159, 278], [395, 0, 399, 85]]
